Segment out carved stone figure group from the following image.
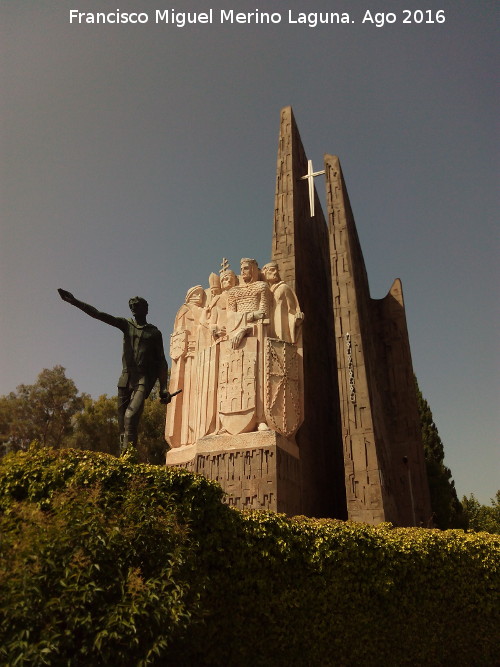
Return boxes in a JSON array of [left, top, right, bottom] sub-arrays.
[[166, 258, 304, 448]]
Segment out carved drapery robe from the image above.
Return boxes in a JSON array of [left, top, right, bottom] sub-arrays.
[[193, 296, 228, 441], [269, 280, 303, 344], [207, 291, 228, 337], [196, 291, 238, 440], [166, 301, 204, 448]]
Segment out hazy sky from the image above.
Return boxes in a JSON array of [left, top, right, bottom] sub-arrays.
[[1, 1, 498, 504]]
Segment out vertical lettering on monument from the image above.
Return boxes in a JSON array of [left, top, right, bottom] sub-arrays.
[[345, 332, 357, 404]]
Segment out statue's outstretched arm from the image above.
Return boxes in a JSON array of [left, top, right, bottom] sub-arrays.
[[57, 289, 126, 331]]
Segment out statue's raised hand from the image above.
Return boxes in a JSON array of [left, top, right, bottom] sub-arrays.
[[58, 288, 75, 303]]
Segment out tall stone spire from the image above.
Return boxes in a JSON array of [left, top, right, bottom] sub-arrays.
[[272, 107, 347, 519], [325, 154, 431, 525]]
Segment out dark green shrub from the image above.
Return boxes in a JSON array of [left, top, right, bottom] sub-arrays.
[[1, 448, 498, 666], [0, 448, 224, 666], [176, 512, 499, 666]]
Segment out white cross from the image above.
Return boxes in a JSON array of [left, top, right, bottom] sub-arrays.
[[301, 159, 325, 217]]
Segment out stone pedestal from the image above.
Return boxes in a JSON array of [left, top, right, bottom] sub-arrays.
[[166, 431, 302, 516]]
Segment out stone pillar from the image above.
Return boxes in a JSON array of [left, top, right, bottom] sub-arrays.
[[272, 107, 347, 519], [325, 154, 431, 526]]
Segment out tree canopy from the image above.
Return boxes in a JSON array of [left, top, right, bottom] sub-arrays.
[[65, 394, 120, 456], [461, 491, 500, 534], [0, 367, 167, 464], [415, 378, 466, 529], [0, 366, 85, 455]]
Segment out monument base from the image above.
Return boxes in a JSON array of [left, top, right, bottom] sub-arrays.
[[166, 431, 302, 516]]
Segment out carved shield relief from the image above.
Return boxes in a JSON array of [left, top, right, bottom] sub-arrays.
[[264, 338, 302, 437], [170, 330, 188, 360], [217, 337, 257, 435]]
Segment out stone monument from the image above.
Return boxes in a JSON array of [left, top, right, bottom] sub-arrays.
[[166, 258, 303, 515], [270, 106, 431, 524], [166, 107, 432, 526]]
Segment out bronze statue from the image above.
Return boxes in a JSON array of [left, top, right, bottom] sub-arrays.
[[58, 289, 172, 454]]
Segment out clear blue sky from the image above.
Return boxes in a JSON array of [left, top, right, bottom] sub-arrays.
[[1, 1, 498, 504]]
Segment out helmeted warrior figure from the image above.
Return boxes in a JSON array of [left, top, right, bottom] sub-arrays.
[[226, 258, 272, 349]]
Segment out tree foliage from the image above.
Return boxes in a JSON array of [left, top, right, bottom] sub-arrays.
[[0, 448, 222, 665], [0, 366, 85, 455], [0, 368, 168, 464], [415, 378, 466, 529], [65, 394, 120, 456], [137, 385, 169, 465], [462, 491, 500, 534]]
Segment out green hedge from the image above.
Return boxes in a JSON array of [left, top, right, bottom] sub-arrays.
[[1, 448, 498, 666]]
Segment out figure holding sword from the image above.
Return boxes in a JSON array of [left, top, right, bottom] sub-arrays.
[[58, 289, 181, 454]]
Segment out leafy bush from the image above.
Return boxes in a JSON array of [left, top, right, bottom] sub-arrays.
[[1, 448, 498, 666], [462, 491, 500, 534], [178, 513, 499, 666], [0, 447, 224, 666]]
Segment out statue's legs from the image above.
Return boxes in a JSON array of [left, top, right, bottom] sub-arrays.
[[118, 388, 128, 453], [118, 385, 146, 453]]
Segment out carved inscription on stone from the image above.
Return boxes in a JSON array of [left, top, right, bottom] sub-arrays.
[[345, 332, 356, 404], [193, 442, 301, 515]]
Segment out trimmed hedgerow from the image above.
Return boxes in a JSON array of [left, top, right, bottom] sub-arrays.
[[0, 448, 498, 666], [0, 447, 224, 666]]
